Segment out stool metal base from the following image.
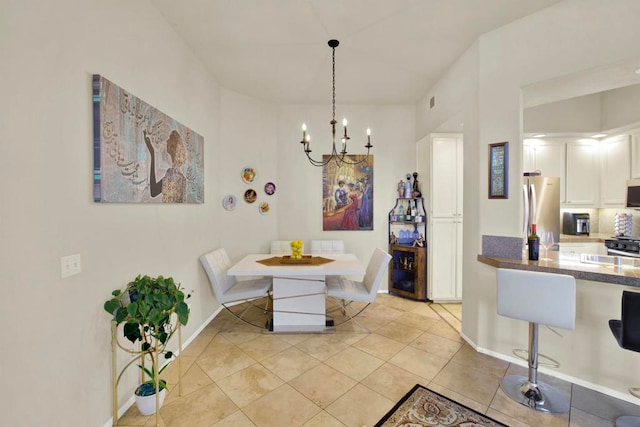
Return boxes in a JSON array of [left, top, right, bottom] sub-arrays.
[[616, 416, 640, 427], [500, 375, 570, 414]]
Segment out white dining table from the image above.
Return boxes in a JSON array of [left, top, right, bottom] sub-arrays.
[[228, 253, 366, 332]]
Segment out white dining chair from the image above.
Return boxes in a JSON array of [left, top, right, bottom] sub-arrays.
[[310, 240, 345, 254], [199, 248, 272, 330], [325, 248, 391, 332], [270, 240, 302, 255]]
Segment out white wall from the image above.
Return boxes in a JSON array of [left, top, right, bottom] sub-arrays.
[[602, 83, 640, 131], [277, 105, 416, 284], [218, 89, 280, 258], [415, 0, 640, 401], [0, 1, 280, 425], [524, 93, 603, 133], [0, 2, 411, 425]]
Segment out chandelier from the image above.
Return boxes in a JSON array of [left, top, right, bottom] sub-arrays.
[[300, 39, 372, 167]]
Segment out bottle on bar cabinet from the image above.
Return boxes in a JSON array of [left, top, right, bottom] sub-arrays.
[[528, 224, 540, 261]]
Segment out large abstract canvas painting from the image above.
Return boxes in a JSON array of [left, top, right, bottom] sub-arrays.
[[92, 75, 204, 203], [322, 155, 373, 231]]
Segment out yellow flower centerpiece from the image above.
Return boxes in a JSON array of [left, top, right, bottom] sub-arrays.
[[290, 240, 303, 260]]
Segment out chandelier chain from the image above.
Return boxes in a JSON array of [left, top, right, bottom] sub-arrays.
[[332, 46, 336, 123]]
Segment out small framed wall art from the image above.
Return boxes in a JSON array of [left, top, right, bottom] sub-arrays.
[[488, 141, 508, 199]]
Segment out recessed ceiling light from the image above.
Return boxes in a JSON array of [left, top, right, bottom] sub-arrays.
[[532, 134, 546, 138], [592, 133, 607, 138]]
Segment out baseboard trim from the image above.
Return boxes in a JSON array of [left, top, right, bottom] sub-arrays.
[[461, 334, 640, 406]]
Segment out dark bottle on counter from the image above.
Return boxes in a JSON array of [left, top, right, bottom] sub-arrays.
[[528, 224, 540, 261], [405, 203, 412, 221]]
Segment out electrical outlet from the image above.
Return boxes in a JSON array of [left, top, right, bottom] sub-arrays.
[[61, 254, 81, 278]]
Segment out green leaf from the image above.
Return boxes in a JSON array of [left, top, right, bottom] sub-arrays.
[[141, 342, 151, 352], [104, 299, 120, 315], [165, 351, 173, 359], [123, 321, 142, 344], [115, 307, 128, 324], [111, 289, 122, 297], [175, 301, 189, 325], [126, 301, 138, 317]]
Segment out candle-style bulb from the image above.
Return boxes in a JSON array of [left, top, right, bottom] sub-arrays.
[[342, 118, 348, 127], [302, 123, 307, 131], [366, 128, 371, 136]]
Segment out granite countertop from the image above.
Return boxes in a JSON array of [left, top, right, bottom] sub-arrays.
[[477, 251, 640, 287], [559, 233, 611, 243]]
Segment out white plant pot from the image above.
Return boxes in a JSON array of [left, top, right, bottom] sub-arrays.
[[135, 387, 166, 416]]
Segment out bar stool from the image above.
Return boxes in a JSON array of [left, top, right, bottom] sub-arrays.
[[496, 268, 576, 414], [609, 290, 640, 427]]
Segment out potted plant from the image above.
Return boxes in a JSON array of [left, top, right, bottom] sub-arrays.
[[104, 274, 190, 415]]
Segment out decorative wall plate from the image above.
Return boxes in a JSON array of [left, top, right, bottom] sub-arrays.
[[264, 182, 276, 195], [244, 189, 257, 203], [223, 194, 237, 211], [259, 202, 270, 215], [241, 166, 256, 183]]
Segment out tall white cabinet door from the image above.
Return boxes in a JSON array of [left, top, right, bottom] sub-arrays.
[[565, 141, 598, 206], [427, 217, 462, 302], [601, 136, 630, 206], [430, 136, 462, 217], [631, 133, 640, 178]]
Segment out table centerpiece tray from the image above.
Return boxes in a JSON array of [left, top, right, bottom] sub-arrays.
[[257, 256, 334, 266]]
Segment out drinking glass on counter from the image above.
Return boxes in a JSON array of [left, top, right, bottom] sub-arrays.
[[541, 231, 555, 261]]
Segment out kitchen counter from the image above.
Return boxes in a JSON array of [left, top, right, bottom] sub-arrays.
[[559, 232, 610, 243], [477, 251, 640, 287]]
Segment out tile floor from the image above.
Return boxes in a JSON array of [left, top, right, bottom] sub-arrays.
[[116, 294, 640, 427]]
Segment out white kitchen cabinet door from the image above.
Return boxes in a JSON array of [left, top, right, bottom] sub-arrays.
[[565, 141, 598, 206], [631, 133, 640, 178], [523, 140, 565, 203], [601, 136, 630, 206], [427, 217, 462, 302], [523, 144, 536, 173], [430, 135, 462, 217]]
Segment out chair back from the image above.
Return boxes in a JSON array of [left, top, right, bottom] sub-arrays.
[[620, 291, 640, 351], [310, 240, 345, 254], [362, 248, 392, 298], [270, 240, 301, 254], [199, 249, 237, 302], [497, 268, 575, 330]]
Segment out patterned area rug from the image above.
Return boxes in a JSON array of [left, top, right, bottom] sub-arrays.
[[375, 384, 508, 427]]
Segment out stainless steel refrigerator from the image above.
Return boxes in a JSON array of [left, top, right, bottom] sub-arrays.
[[523, 174, 561, 244]]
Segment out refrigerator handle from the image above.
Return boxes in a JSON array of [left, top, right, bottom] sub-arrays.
[[523, 184, 529, 236]]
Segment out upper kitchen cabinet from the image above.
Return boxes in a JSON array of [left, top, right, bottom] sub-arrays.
[[601, 135, 631, 206], [523, 140, 565, 202], [631, 132, 640, 178], [565, 140, 599, 206]]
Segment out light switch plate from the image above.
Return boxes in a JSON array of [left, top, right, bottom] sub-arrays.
[[61, 254, 81, 278]]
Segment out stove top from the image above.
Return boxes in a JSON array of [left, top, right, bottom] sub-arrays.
[[605, 237, 640, 255]]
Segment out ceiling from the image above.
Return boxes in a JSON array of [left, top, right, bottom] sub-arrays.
[[151, 0, 562, 105]]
